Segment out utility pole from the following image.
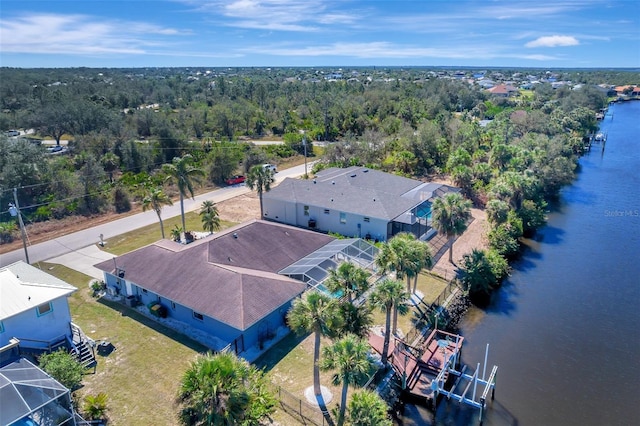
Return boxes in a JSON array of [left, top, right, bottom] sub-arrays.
[[9, 188, 29, 264], [303, 135, 308, 178]]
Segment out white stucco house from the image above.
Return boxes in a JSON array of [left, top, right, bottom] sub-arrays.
[[262, 166, 460, 242]]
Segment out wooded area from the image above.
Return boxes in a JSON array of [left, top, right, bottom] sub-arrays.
[[1, 67, 637, 245]]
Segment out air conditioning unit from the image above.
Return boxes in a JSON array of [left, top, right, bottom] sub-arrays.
[[106, 286, 118, 296]]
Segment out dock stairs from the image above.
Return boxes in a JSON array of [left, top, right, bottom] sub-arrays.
[[69, 322, 97, 371]]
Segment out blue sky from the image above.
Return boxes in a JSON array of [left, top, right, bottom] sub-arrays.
[[1, 0, 638, 68]]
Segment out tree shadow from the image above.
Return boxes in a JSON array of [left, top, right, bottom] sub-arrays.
[[253, 332, 308, 372], [95, 297, 208, 353]]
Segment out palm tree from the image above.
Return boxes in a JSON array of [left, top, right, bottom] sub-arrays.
[[177, 351, 275, 426], [170, 225, 183, 242], [321, 335, 373, 426], [325, 262, 371, 303], [375, 233, 413, 293], [369, 279, 409, 366], [348, 389, 393, 426], [338, 302, 374, 339], [199, 200, 221, 234], [162, 155, 205, 236], [432, 192, 472, 264], [287, 291, 343, 399], [141, 187, 173, 239], [246, 165, 274, 218], [390, 233, 433, 293]]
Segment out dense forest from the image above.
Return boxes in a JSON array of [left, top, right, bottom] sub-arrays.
[[1, 66, 638, 248]]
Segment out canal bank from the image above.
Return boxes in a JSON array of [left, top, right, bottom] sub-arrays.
[[401, 100, 640, 425]]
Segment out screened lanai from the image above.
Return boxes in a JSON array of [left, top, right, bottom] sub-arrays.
[[0, 358, 82, 426], [279, 238, 379, 291]]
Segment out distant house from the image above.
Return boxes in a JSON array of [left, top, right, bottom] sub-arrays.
[[261, 166, 460, 242], [487, 84, 519, 97], [94, 221, 377, 356]]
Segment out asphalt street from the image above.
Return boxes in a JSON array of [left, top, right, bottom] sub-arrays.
[[0, 162, 312, 269]]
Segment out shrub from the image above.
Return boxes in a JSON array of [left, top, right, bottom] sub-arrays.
[[38, 349, 84, 390], [83, 393, 108, 420]]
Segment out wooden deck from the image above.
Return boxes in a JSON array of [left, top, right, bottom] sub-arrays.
[[369, 329, 463, 402]]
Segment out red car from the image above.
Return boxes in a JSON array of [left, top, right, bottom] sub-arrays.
[[225, 175, 246, 185]]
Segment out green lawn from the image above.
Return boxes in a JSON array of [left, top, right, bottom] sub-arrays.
[[102, 212, 236, 256], [36, 262, 207, 425]]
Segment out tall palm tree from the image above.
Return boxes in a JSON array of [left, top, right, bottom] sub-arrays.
[[199, 200, 221, 233], [287, 291, 343, 398], [162, 154, 205, 236], [141, 187, 173, 239], [325, 262, 371, 303], [432, 192, 472, 264], [246, 165, 274, 218], [390, 233, 433, 293], [348, 389, 393, 426], [369, 279, 409, 366], [177, 351, 275, 426], [321, 335, 373, 426], [375, 233, 413, 292]]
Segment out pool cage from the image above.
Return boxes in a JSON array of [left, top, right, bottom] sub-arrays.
[[0, 358, 87, 426], [279, 238, 379, 293]]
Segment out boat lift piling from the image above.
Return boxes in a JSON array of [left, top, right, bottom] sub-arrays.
[[433, 343, 498, 425]]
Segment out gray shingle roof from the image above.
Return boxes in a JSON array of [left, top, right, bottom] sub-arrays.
[[265, 166, 425, 220], [94, 221, 333, 330]]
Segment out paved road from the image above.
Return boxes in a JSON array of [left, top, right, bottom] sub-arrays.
[[0, 163, 312, 268]]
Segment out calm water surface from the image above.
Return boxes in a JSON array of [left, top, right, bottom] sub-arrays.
[[401, 101, 640, 426]]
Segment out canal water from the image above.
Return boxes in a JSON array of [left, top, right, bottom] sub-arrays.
[[401, 100, 640, 426]]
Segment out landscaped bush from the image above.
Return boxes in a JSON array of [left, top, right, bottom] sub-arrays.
[[38, 349, 85, 390], [83, 392, 108, 420]]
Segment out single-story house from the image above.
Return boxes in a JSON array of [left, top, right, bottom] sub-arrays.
[[261, 166, 459, 242], [95, 220, 351, 355], [1, 262, 78, 365], [487, 84, 519, 97]]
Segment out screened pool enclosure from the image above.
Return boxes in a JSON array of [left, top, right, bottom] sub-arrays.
[[279, 238, 379, 293], [0, 358, 86, 426]]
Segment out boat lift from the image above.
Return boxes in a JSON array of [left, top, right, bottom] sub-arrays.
[[431, 342, 498, 425]]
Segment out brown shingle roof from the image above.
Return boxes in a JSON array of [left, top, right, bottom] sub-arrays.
[[94, 221, 333, 330]]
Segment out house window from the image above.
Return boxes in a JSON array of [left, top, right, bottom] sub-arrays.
[[36, 302, 53, 317], [0, 321, 4, 333], [171, 302, 176, 310], [303, 205, 310, 216], [340, 212, 347, 224], [193, 312, 204, 321], [363, 217, 370, 222], [324, 209, 330, 214], [142, 288, 148, 294]]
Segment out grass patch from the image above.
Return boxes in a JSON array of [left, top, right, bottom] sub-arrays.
[[102, 211, 236, 256], [36, 262, 206, 425], [371, 271, 449, 336]]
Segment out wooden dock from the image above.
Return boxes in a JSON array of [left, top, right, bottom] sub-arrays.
[[368, 329, 463, 402]]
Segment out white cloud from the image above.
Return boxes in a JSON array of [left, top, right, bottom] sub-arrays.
[[0, 13, 185, 55], [525, 35, 579, 48]]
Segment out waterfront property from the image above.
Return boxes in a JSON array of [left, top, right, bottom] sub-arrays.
[[94, 220, 378, 356], [0, 262, 95, 369], [262, 166, 459, 242]]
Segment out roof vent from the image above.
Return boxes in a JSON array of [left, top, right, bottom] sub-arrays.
[[313, 179, 316, 184], [373, 198, 376, 202], [233, 232, 238, 239], [350, 174, 356, 177], [332, 181, 335, 185], [363, 169, 369, 173]]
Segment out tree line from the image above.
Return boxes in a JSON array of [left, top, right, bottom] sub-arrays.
[[0, 66, 628, 245]]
